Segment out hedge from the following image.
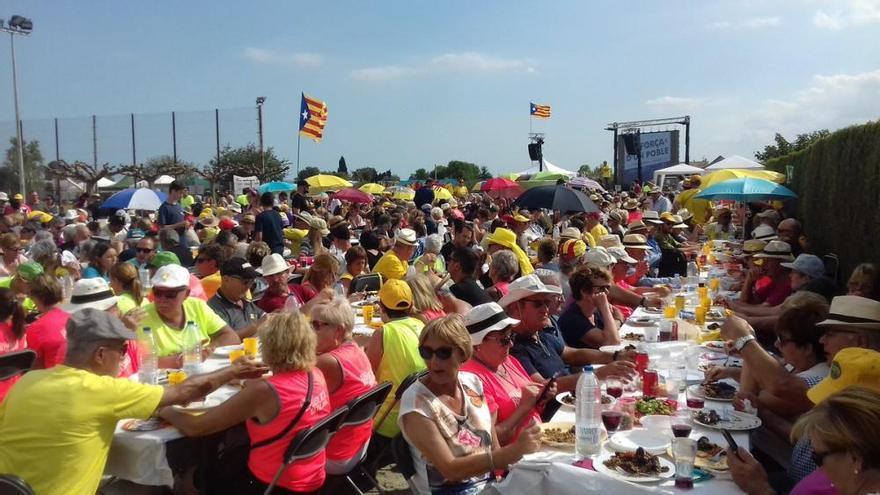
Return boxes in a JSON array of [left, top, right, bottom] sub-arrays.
[[764, 120, 880, 283]]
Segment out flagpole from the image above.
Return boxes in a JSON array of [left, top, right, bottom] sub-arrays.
[[296, 132, 302, 176]]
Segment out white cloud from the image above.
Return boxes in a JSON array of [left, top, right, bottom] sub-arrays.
[[812, 0, 880, 29], [243, 48, 323, 67], [350, 52, 533, 81], [707, 17, 780, 30]]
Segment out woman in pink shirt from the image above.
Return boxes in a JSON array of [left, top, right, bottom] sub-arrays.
[[311, 298, 377, 474], [409, 274, 447, 324], [0, 288, 27, 402], [25, 275, 70, 369], [487, 250, 518, 302], [460, 302, 556, 445]]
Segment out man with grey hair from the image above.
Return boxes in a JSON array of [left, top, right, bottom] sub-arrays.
[[159, 226, 194, 267], [0, 308, 266, 495]]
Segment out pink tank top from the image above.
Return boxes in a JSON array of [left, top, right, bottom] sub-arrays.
[[325, 342, 376, 461], [246, 369, 331, 492]]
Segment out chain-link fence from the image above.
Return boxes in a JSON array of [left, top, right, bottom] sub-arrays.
[[0, 106, 259, 168]]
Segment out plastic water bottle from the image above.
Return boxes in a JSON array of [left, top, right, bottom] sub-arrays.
[[182, 320, 202, 375], [686, 256, 699, 285], [334, 281, 346, 298], [138, 327, 158, 384], [138, 265, 152, 289], [575, 366, 602, 458]]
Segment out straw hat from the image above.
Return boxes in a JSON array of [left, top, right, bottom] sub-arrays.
[[752, 240, 795, 261], [816, 296, 880, 329], [498, 274, 562, 308], [622, 234, 649, 250], [752, 224, 778, 241], [642, 211, 663, 225], [463, 302, 520, 345], [627, 220, 648, 233], [598, 234, 623, 250]]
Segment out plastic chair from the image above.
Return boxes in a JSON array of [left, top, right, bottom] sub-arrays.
[[0, 475, 35, 495], [263, 406, 349, 495], [373, 369, 428, 432], [330, 382, 393, 495], [0, 350, 36, 381]]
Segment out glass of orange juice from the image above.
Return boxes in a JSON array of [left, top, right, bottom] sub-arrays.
[[695, 306, 707, 325], [168, 370, 187, 386], [229, 349, 246, 363], [675, 295, 686, 312], [664, 305, 678, 319], [242, 338, 258, 357], [362, 304, 374, 324], [709, 278, 720, 292]]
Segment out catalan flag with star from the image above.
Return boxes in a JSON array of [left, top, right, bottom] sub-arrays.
[[299, 93, 328, 142], [530, 102, 551, 119]]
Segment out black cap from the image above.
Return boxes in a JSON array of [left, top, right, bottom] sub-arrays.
[[220, 257, 260, 279]]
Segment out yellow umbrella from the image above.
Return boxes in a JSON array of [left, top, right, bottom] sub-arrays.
[[306, 174, 353, 193], [392, 190, 415, 201], [358, 183, 385, 194], [432, 186, 452, 200], [500, 173, 520, 180], [700, 169, 785, 189]]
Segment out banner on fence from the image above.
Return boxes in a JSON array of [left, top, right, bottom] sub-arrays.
[[233, 175, 260, 195]]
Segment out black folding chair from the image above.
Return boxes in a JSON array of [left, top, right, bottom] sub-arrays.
[[0, 474, 35, 495], [330, 382, 393, 495], [0, 350, 36, 382], [263, 406, 349, 495], [372, 369, 428, 432], [391, 434, 420, 493], [823, 253, 840, 284]]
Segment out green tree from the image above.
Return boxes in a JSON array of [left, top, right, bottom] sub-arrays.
[[338, 156, 348, 175], [755, 130, 830, 161], [209, 143, 290, 186], [118, 155, 196, 186], [478, 166, 492, 180], [578, 163, 598, 177], [444, 160, 481, 182], [351, 167, 378, 183], [2, 137, 45, 194], [410, 168, 431, 181], [46, 160, 118, 194], [296, 166, 321, 182], [376, 169, 400, 182]]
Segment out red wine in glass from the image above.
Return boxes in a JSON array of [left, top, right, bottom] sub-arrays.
[[606, 386, 623, 398], [675, 477, 694, 489], [601, 411, 623, 432], [671, 424, 693, 438], [686, 397, 705, 409]]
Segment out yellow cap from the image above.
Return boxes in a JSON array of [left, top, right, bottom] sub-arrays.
[[283, 228, 308, 241], [808, 348, 880, 404], [512, 214, 529, 223], [379, 279, 412, 310]]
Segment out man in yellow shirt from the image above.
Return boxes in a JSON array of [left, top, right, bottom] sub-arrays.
[[586, 211, 609, 241], [372, 228, 417, 280], [674, 176, 710, 225], [0, 309, 264, 495]]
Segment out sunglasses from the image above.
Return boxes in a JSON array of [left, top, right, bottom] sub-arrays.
[[811, 449, 840, 467], [153, 288, 184, 299], [418, 346, 454, 361], [137, 248, 154, 253], [484, 335, 514, 347]]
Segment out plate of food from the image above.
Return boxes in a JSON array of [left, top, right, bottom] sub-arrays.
[[351, 299, 376, 308], [701, 340, 728, 352], [213, 345, 244, 357], [622, 332, 645, 342], [641, 307, 663, 315], [694, 436, 729, 471], [634, 397, 676, 418], [689, 381, 738, 401], [599, 343, 637, 354], [608, 430, 671, 455], [693, 409, 762, 431], [178, 397, 222, 411], [705, 309, 727, 321], [539, 422, 606, 449], [595, 448, 675, 482], [556, 392, 616, 411], [628, 317, 660, 327]]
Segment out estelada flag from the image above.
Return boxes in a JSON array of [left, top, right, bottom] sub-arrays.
[[299, 93, 328, 142], [530, 102, 551, 119]]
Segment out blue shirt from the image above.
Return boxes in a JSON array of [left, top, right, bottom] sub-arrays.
[[157, 201, 184, 227], [558, 303, 605, 349], [511, 329, 570, 380], [254, 209, 284, 254], [81, 266, 109, 282]]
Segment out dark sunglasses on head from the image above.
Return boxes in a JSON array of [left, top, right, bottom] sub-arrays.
[[153, 288, 184, 299], [418, 346, 454, 361]]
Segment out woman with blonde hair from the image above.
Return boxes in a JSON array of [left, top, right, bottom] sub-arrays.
[[301, 253, 339, 302], [159, 311, 330, 494], [399, 315, 541, 494], [0, 233, 27, 277], [847, 263, 880, 300], [109, 262, 148, 316], [408, 273, 446, 324], [306, 217, 329, 256]]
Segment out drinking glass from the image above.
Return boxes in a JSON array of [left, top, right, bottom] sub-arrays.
[[671, 410, 693, 438], [362, 304, 374, 324], [229, 349, 245, 363], [601, 406, 624, 434], [605, 378, 624, 399], [243, 337, 258, 357], [673, 437, 698, 488]]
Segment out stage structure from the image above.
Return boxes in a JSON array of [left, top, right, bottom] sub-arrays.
[[605, 116, 690, 186]]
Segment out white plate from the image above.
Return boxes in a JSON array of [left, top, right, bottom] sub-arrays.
[[595, 450, 676, 482], [538, 422, 607, 449], [608, 430, 671, 455], [657, 368, 705, 382], [628, 317, 660, 327], [555, 392, 615, 411], [599, 343, 638, 353], [213, 345, 243, 357], [641, 307, 663, 315], [693, 410, 762, 431], [687, 383, 737, 402]]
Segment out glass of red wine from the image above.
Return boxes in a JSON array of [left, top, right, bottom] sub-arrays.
[[671, 410, 693, 438], [601, 409, 624, 433], [605, 378, 624, 399]]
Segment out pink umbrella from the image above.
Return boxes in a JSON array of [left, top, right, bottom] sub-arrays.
[[331, 187, 374, 204], [570, 176, 605, 191], [481, 178, 523, 199]]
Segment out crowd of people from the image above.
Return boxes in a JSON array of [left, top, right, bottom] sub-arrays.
[[0, 176, 878, 495]]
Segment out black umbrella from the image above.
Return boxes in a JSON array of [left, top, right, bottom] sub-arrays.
[[512, 185, 599, 213]]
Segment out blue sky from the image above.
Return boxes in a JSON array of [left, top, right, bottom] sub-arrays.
[[1, 0, 879, 178]]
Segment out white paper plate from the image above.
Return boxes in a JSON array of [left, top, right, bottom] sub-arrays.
[[608, 430, 671, 455], [555, 392, 616, 411], [595, 450, 676, 482], [693, 410, 762, 431], [213, 345, 243, 357], [599, 343, 638, 353], [700, 341, 728, 352], [539, 422, 606, 449]]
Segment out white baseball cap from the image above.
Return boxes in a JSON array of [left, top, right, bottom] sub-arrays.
[[151, 264, 190, 289], [584, 247, 616, 268], [62, 278, 118, 313], [257, 253, 290, 277]]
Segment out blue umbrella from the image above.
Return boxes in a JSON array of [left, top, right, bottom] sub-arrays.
[[100, 188, 167, 211], [694, 178, 797, 202], [259, 181, 295, 194]]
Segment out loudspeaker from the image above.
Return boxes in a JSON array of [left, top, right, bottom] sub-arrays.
[[623, 134, 639, 155], [528, 143, 542, 161]]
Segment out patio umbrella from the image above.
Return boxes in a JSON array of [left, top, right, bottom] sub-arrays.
[[512, 185, 599, 213], [530, 171, 568, 182], [700, 169, 785, 189], [694, 178, 797, 202], [306, 174, 352, 193], [499, 173, 520, 181], [154, 175, 176, 186], [258, 181, 295, 194], [358, 183, 385, 194], [332, 187, 374, 204], [101, 188, 167, 211], [432, 186, 453, 201], [481, 178, 523, 199], [386, 186, 415, 201], [569, 176, 605, 191]]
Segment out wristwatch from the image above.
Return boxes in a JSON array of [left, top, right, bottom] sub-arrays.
[[733, 335, 756, 352]]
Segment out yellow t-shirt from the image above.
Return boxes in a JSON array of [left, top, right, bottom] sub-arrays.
[[200, 271, 222, 300], [675, 189, 711, 225], [180, 194, 195, 209], [0, 366, 163, 495], [372, 251, 408, 280], [140, 297, 228, 356], [589, 225, 607, 245], [376, 317, 426, 437], [116, 292, 148, 316], [583, 232, 597, 248]]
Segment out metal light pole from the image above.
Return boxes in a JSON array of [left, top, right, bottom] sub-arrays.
[[256, 96, 266, 178], [1, 15, 32, 197]]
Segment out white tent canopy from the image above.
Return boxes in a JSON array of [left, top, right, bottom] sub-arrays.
[[704, 155, 764, 170], [154, 175, 176, 185], [517, 160, 576, 177], [655, 163, 705, 175], [96, 177, 116, 188]]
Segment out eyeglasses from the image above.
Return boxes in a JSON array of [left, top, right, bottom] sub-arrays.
[[418, 346, 454, 361], [592, 285, 611, 294], [484, 335, 514, 347], [811, 449, 841, 467], [137, 248, 154, 253], [153, 288, 184, 299]]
